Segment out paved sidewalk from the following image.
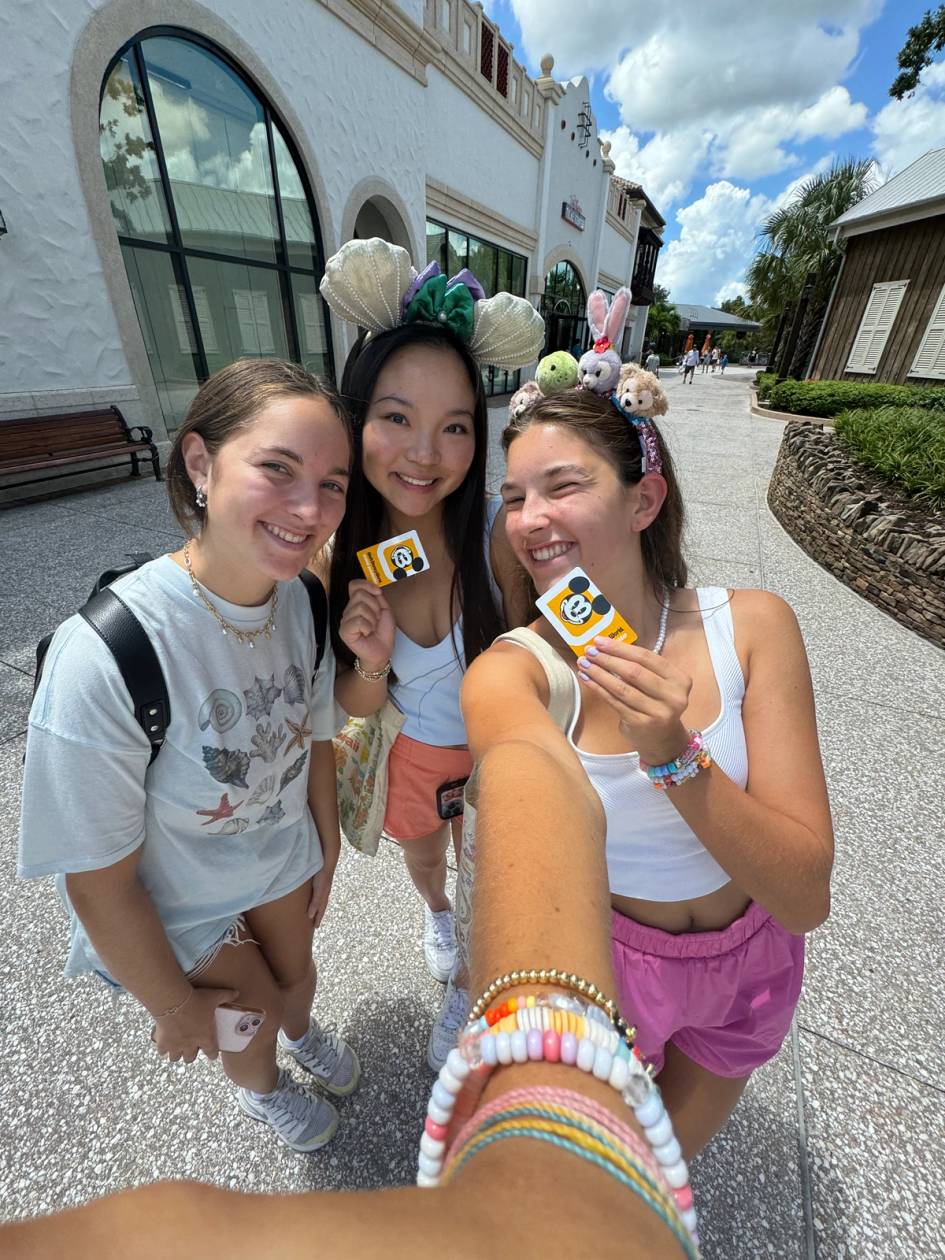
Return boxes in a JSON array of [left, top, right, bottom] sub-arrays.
[[1, 365, 943, 1256]]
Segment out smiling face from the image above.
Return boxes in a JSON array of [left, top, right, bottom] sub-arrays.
[[501, 423, 640, 594], [183, 394, 351, 600], [360, 343, 477, 521]]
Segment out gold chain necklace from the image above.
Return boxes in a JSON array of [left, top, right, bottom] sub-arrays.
[[183, 541, 278, 648]]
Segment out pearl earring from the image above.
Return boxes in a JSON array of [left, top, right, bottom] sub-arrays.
[[195, 485, 207, 509]]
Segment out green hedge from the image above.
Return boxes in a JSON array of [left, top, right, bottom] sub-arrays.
[[755, 372, 777, 399], [764, 378, 945, 417], [833, 406, 945, 506]]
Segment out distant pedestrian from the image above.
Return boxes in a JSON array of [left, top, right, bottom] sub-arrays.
[[710, 348, 720, 373], [645, 347, 661, 378], [720, 353, 729, 374], [700, 352, 710, 374], [682, 346, 699, 384]]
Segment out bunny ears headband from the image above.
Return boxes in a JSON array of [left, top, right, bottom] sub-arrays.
[[509, 285, 667, 475], [318, 238, 546, 369]]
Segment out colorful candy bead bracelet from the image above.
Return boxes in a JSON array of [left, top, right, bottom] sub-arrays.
[[640, 728, 713, 790], [417, 991, 698, 1249]]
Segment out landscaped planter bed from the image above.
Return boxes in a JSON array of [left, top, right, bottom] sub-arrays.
[[768, 422, 945, 650]]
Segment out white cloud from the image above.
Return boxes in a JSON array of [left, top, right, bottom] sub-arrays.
[[654, 158, 840, 304], [511, 1, 872, 212], [871, 59, 945, 179], [656, 181, 770, 305]]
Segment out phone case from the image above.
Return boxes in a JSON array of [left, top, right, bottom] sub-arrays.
[[214, 1003, 266, 1052]]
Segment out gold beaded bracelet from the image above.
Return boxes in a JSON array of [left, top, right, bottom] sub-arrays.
[[469, 968, 637, 1050], [354, 657, 392, 682]]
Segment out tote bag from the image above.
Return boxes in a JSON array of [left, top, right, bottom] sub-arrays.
[[333, 699, 405, 856]]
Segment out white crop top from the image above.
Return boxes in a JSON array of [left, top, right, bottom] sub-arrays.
[[389, 497, 502, 746], [569, 587, 748, 901]]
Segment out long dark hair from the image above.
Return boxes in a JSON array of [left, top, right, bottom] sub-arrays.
[[502, 390, 687, 594], [328, 323, 503, 669], [166, 358, 352, 535]]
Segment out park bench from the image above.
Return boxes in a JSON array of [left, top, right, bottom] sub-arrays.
[[0, 407, 161, 493]]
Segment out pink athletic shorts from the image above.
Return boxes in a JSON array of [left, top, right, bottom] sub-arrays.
[[383, 733, 473, 842], [610, 901, 804, 1079]]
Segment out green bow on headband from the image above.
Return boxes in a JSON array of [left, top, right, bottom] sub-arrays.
[[404, 274, 475, 342]]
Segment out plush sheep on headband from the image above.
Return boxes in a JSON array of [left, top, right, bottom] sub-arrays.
[[578, 287, 632, 394]]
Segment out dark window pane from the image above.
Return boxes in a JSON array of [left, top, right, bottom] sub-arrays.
[[511, 255, 526, 295], [100, 56, 172, 243], [447, 230, 468, 279], [495, 250, 510, 295], [185, 255, 289, 366], [468, 239, 496, 296], [291, 273, 330, 377], [273, 125, 317, 271], [121, 245, 200, 430], [426, 220, 447, 271], [142, 36, 279, 265]]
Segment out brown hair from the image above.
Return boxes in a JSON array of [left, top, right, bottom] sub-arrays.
[[501, 390, 687, 593], [165, 358, 352, 535]]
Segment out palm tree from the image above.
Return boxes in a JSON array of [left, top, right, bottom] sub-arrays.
[[747, 157, 879, 376], [644, 284, 680, 354]]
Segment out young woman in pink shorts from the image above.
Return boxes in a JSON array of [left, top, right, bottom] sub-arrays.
[[460, 388, 834, 1156], [316, 239, 541, 1069]]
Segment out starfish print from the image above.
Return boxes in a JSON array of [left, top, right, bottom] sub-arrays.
[[285, 717, 312, 753], [196, 792, 243, 826]]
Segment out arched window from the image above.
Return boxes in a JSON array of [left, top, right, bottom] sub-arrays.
[[541, 260, 586, 317], [540, 260, 587, 355], [100, 31, 332, 430]]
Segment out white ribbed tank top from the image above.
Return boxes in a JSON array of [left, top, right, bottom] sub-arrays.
[[569, 587, 748, 901]]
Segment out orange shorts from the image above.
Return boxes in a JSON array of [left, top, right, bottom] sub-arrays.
[[383, 733, 473, 842]]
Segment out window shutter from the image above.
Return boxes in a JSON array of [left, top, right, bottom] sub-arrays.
[[846, 281, 908, 374], [909, 283, 945, 379], [168, 284, 196, 355], [234, 289, 275, 355]]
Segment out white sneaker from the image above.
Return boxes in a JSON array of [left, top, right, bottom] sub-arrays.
[[237, 1069, 339, 1151], [423, 904, 457, 982], [427, 975, 469, 1072], [278, 1020, 361, 1097]]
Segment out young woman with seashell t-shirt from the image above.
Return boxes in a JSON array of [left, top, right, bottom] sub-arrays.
[[18, 358, 361, 1154]]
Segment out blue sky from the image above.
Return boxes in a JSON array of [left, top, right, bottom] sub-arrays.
[[480, 1, 945, 305]]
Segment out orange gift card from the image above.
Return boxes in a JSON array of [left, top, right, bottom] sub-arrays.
[[357, 530, 429, 587], [536, 566, 638, 655]]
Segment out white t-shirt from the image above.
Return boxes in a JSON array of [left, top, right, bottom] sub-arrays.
[[18, 555, 340, 978]]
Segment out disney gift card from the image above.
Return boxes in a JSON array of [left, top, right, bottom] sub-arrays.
[[536, 566, 638, 655], [357, 530, 429, 587]]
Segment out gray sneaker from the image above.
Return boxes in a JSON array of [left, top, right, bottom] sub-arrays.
[[278, 1020, 360, 1096], [237, 1069, 338, 1151], [423, 904, 456, 982], [427, 975, 469, 1072]]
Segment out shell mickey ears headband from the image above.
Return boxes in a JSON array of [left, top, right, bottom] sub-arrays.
[[319, 237, 546, 369]]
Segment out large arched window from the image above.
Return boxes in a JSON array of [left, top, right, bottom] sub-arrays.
[[100, 31, 332, 430], [540, 260, 587, 355]]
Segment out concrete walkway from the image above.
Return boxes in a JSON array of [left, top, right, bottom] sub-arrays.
[[1, 366, 942, 1256]]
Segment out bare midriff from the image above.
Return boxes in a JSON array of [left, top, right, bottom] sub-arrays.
[[611, 882, 752, 934]]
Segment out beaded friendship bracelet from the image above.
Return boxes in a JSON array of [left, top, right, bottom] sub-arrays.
[[468, 969, 636, 1050], [640, 729, 713, 790], [353, 656, 392, 682], [443, 1112, 699, 1258], [417, 993, 697, 1246]]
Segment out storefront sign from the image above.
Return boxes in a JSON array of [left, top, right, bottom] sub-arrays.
[[561, 195, 585, 232]]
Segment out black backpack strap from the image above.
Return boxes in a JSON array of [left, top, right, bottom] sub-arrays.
[[79, 590, 170, 766], [298, 570, 328, 677]]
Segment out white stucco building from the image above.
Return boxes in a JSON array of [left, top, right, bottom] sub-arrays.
[[0, 0, 664, 450]]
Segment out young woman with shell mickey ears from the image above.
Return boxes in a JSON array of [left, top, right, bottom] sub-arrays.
[[317, 238, 544, 1070]]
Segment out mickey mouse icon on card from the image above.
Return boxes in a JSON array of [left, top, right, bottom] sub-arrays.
[[536, 566, 638, 655], [357, 530, 429, 586]]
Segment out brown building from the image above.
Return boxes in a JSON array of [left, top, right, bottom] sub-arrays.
[[810, 148, 945, 384]]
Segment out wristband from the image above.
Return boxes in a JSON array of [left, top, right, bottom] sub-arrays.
[[639, 730, 712, 790], [354, 656, 392, 682]]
